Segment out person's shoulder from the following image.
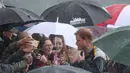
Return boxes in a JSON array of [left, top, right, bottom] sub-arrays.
[[96, 47, 106, 55], [94, 47, 109, 60]]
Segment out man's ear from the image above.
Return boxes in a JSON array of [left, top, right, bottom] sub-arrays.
[[84, 38, 89, 45], [81, 39, 86, 45]]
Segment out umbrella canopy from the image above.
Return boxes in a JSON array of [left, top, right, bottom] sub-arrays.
[[3, 1, 15, 8], [96, 4, 130, 28], [41, 0, 111, 26], [14, 8, 43, 31], [27, 65, 91, 73], [93, 26, 130, 66], [25, 22, 77, 48], [20, 8, 43, 20], [0, 7, 44, 26]]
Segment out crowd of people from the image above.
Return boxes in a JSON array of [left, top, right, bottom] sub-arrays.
[[0, 26, 130, 73]]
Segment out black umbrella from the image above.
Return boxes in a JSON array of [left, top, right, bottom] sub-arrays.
[[0, 0, 14, 8], [3, 1, 15, 8], [0, 7, 44, 26], [27, 65, 91, 73], [41, 0, 111, 26], [20, 8, 43, 21]]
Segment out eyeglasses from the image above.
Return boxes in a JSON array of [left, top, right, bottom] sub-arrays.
[[42, 44, 53, 47]]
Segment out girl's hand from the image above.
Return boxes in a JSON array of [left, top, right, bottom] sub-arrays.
[[40, 55, 48, 63]]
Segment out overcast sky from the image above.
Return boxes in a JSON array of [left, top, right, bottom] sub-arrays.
[[4, 0, 130, 15]]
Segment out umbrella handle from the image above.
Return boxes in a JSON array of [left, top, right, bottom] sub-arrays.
[[112, 61, 116, 67], [107, 60, 116, 67], [56, 17, 59, 23]]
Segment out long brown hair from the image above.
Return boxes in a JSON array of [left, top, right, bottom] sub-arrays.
[[49, 34, 67, 56]]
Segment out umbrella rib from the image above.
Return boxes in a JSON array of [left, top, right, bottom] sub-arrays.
[[41, 1, 71, 19], [79, 2, 111, 24], [75, 2, 94, 25], [56, 1, 72, 21], [9, 8, 24, 22], [19, 8, 33, 19], [21, 8, 42, 19], [41, 4, 61, 18], [15, 8, 43, 23]]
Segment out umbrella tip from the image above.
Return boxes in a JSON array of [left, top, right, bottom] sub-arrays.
[[56, 17, 59, 23], [0, 0, 6, 8]]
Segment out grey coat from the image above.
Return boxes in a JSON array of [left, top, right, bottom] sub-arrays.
[[0, 60, 27, 73]]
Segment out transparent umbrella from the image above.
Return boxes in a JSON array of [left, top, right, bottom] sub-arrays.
[[25, 22, 77, 48]]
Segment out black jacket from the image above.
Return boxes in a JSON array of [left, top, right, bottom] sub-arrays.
[[0, 41, 20, 61], [71, 49, 106, 73], [3, 49, 26, 64], [0, 36, 15, 59]]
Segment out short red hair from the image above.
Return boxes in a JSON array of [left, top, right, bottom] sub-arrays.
[[75, 28, 93, 42]]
